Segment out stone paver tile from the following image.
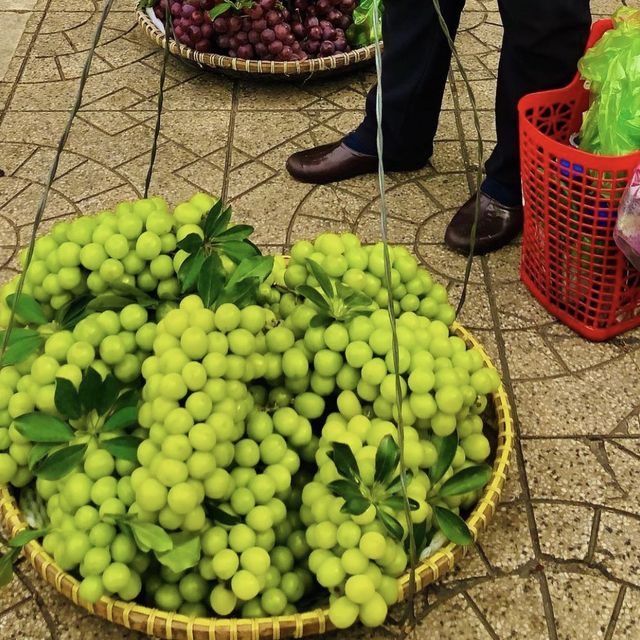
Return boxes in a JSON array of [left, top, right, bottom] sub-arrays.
[[533, 502, 594, 561], [493, 280, 556, 329], [502, 329, 567, 380], [442, 545, 491, 584], [523, 438, 625, 508], [547, 571, 620, 640], [0, 0, 37, 8], [470, 575, 548, 640], [612, 586, 640, 639], [0, 571, 31, 614], [478, 502, 536, 572], [513, 352, 640, 437], [418, 593, 494, 639], [0, 597, 50, 640], [594, 509, 640, 587], [542, 323, 625, 373], [416, 243, 485, 286], [0, 12, 29, 82]]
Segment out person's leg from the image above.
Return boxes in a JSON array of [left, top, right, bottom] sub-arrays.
[[286, 0, 466, 183], [446, 0, 592, 254], [482, 0, 591, 205], [345, 0, 466, 170]]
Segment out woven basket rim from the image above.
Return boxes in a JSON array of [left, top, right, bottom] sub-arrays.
[[0, 321, 513, 640], [135, 8, 378, 77]]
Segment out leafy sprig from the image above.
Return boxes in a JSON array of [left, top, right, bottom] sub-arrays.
[[328, 434, 492, 551], [297, 259, 373, 327], [14, 368, 141, 481], [177, 200, 273, 308], [0, 527, 49, 587], [209, 0, 254, 20]]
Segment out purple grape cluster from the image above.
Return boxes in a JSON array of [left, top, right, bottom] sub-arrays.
[[153, 0, 357, 61]]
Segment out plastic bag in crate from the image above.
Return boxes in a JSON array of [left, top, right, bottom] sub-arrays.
[[614, 164, 640, 271]]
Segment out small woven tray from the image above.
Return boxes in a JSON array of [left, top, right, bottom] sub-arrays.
[[135, 9, 377, 80], [0, 321, 513, 640]]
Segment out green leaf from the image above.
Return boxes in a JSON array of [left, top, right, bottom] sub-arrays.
[[0, 548, 20, 587], [411, 519, 428, 557], [340, 496, 371, 516], [14, 413, 75, 443], [110, 282, 156, 307], [9, 528, 48, 548], [328, 442, 361, 484], [328, 479, 364, 502], [221, 240, 259, 263], [0, 334, 43, 366], [430, 433, 459, 484], [157, 533, 201, 573], [178, 249, 206, 292], [297, 285, 330, 311], [375, 434, 400, 486], [382, 495, 419, 511], [177, 233, 204, 254], [434, 506, 473, 546], [217, 278, 259, 308], [438, 464, 492, 498], [344, 291, 374, 309], [102, 406, 138, 433], [203, 500, 241, 526], [87, 294, 136, 312], [28, 443, 56, 469], [34, 443, 87, 480], [111, 388, 140, 412], [101, 435, 141, 461], [54, 378, 81, 420], [57, 295, 91, 329], [376, 508, 404, 542], [0, 327, 39, 344], [95, 376, 121, 417], [6, 293, 47, 325], [79, 367, 102, 414], [197, 254, 226, 308], [225, 255, 274, 290], [204, 202, 231, 239], [306, 258, 334, 299], [309, 313, 330, 328], [209, 2, 232, 19], [124, 519, 173, 553], [385, 469, 413, 495], [217, 224, 254, 241]]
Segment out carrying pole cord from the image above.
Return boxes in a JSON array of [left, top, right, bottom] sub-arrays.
[[430, 0, 484, 316], [144, 7, 172, 198], [370, 0, 417, 631], [370, 0, 484, 632], [1, 0, 116, 358]]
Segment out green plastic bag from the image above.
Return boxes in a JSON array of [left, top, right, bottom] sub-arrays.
[[578, 8, 640, 156], [346, 0, 383, 47]]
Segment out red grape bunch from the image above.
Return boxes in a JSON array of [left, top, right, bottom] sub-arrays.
[[153, 0, 357, 61]]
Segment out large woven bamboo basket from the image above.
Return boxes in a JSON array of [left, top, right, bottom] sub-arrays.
[[135, 9, 378, 80], [0, 321, 513, 640]]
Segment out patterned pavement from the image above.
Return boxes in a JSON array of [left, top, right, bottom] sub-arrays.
[[1, 0, 639, 638]]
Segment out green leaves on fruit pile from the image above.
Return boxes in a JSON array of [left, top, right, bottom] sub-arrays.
[[113, 517, 200, 573], [328, 434, 492, 550], [298, 258, 373, 327], [0, 527, 48, 587], [14, 368, 141, 480], [209, 0, 254, 20], [177, 200, 273, 308], [328, 436, 419, 543]]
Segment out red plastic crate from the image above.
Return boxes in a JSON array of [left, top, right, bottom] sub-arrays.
[[518, 19, 640, 341]]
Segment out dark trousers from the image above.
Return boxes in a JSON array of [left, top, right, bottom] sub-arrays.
[[345, 0, 592, 205]]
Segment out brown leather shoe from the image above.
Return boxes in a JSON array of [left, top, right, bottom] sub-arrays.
[[286, 141, 378, 184], [444, 192, 523, 255]]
